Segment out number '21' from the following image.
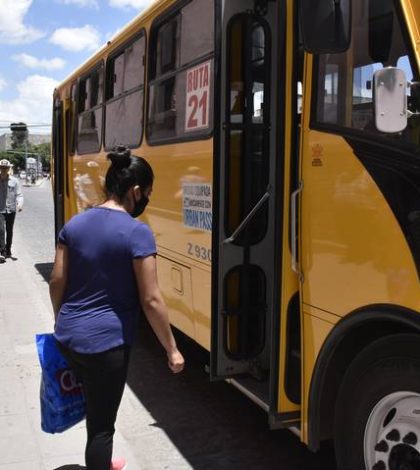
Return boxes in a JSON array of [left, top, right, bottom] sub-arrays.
[[188, 91, 208, 129]]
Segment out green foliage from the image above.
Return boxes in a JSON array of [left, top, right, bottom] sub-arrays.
[[9, 152, 26, 171], [0, 149, 24, 171], [1, 141, 51, 173], [10, 122, 28, 150], [31, 142, 51, 171], [0, 150, 10, 161]]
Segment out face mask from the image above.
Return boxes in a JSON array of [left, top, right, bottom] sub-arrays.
[[131, 194, 149, 218]]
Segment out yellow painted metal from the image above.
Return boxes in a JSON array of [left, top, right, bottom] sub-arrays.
[[53, 0, 420, 449], [298, 5, 420, 440], [157, 256, 195, 339], [301, 311, 335, 444], [276, 0, 301, 416], [402, 0, 420, 67], [54, 0, 213, 351], [301, 128, 420, 315]]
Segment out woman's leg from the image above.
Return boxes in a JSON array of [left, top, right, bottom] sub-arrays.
[[58, 343, 130, 470], [83, 346, 130, 469], [4, 212, 16, 256]]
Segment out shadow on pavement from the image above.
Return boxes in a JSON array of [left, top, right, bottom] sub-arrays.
[[54, 466, 86, 470], [35, 262, 53, 283], [127, 316, 336, 470]]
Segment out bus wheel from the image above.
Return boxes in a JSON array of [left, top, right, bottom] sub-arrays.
[[333, 334, 420, 470]]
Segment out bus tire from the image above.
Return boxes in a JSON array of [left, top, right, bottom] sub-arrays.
[[333, 333, 420, 470]]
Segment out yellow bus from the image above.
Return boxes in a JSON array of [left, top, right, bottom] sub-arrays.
[[51, 0, 420, 468]]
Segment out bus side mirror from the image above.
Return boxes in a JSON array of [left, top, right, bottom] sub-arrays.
[[374, 67, 408, 133], [299, 0, 351, 53]]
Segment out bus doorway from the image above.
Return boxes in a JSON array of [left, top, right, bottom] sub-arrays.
[[52, 96, 65, 242], [211, 0, 285, 411]]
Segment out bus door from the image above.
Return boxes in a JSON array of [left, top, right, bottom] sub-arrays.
[[52, 96, 65, 241], [212, 0, 285, 410]]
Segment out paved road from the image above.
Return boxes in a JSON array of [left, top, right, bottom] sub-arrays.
[[15, 180, 337, 470], [17, 180, 55, 281]]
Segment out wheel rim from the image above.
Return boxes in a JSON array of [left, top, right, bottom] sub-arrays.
[[364, 391, 420, 470]]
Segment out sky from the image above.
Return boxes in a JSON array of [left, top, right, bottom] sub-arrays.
[[0, 0, 155, 135]]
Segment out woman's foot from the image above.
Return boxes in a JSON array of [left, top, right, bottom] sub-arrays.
[[110, 457, 127, 470]]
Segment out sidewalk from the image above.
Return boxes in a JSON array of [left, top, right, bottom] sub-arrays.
[[0, 216, 191, 469]]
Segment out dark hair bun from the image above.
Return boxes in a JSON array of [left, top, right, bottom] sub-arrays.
[[107, 145, 131, 170]]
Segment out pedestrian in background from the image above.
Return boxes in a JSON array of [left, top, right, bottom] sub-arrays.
[[0, 159, 24, 263], [49, 146, 185, 470]]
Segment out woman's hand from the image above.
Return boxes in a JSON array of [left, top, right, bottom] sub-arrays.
[[167, 348, 185, 373]]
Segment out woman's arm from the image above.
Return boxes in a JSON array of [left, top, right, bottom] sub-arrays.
[[49, 243, 69, 322], [133, 256, 185, 373]]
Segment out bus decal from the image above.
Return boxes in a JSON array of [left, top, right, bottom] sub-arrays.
[[185, 60, 211, 132], [183, 182, 212, 232]]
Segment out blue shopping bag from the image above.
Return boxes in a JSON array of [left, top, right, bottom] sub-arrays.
[[35, 333, 86, 433]]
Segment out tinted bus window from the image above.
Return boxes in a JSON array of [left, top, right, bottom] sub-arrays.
[[314, 0, 420, 150], [148, 0, 214, 144], [105, 34, 146, 150], [69, 82, 77, 156], [77, 64, 104, 155]]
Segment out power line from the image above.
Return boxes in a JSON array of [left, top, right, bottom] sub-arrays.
[[0, 121, 50, 125], [5, 150, 43, 156], [0, 124, 51, 130]]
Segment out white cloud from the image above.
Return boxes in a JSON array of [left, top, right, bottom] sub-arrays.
[[0, 75, 58, 131], [13, 54, 66, 71], [109, 0, 153, 9], [49, 25, 101, 52], [0, 76, 7, 92], [58, 0, 99, 8], [105, 28, 123, 42], [0, 0, 44, 44]]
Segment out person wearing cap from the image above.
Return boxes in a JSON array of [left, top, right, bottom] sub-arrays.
[[0, 159, 23, 262]]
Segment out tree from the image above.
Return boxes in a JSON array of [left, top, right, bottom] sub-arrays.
[[32, 142, 51, 171], [10, 122, 28, 149], [7, 152, 25, 171]]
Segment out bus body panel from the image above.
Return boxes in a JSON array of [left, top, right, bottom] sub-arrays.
[[301, 311, 335, 444], [300, 129, 420, 315], [276, 0, 301, 416], [51, 0, 420, 464], [298, 0, 420, 447], [403, 1, 420, 67]]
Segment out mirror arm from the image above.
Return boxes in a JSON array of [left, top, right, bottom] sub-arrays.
[[407, 110, 420, 119]]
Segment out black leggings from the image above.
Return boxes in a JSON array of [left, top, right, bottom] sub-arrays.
[[4, 212, 16, 254], [57, 342, 130, 470], [0, 212, 16, 255]]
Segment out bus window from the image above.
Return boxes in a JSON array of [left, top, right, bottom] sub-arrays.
[[225, 14, 270, 246], [147, 0, 214, 143], [157, 17, 179, 76], [77, 64, 104, 155], [314, 0, 420, 149], [105, 34, 145, 150], [68, 82, 77, 156], [180, 0, 214, 66]]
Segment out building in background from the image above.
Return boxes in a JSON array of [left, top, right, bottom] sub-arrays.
[[0, 133, 51, 151]]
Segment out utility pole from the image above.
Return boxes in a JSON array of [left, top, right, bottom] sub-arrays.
[[25, 140, 28, 180]]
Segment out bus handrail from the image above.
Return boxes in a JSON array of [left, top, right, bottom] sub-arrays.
[[223, 186, 271, 245]]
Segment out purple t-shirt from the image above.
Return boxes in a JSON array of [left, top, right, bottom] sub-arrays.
[[54, 207, 157, 353]]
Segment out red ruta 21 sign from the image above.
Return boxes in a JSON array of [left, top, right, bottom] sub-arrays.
[[185, 60, 211, 132]]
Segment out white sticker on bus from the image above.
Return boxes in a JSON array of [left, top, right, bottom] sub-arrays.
[[183, 182, 212, 232], [185, 60, 211, 132]]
